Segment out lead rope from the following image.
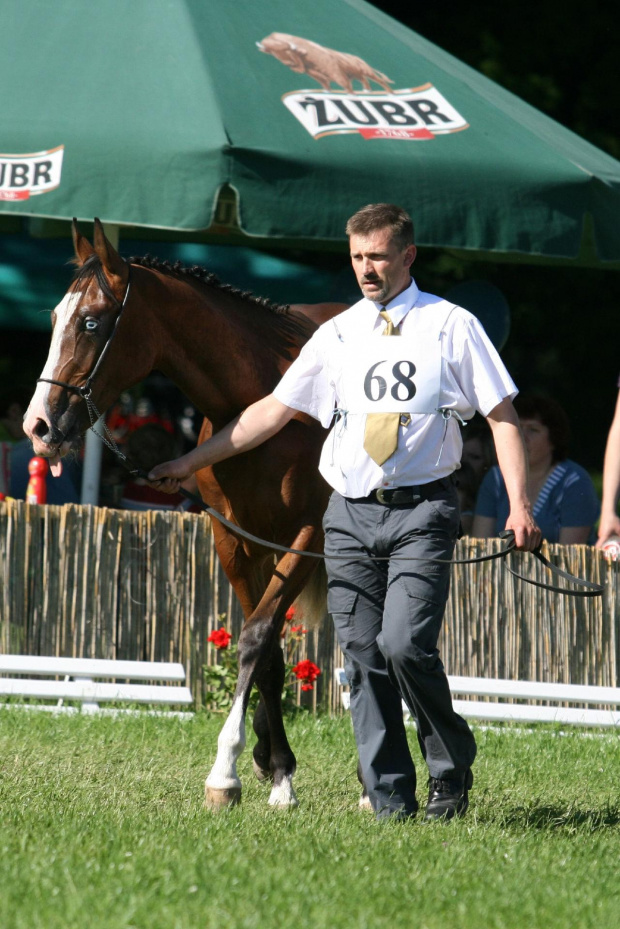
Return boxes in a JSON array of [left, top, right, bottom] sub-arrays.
[[83, 392, 132, 464], [94, 429, 603, 596]]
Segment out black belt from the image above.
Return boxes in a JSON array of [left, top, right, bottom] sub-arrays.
[[355, 478, 448, 506]]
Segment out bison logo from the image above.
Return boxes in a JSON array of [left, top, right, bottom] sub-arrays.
[[256, 32, 394, 93], [256, 32, 469, 142]]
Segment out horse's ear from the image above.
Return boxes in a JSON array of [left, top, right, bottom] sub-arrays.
[[93, 217, 128, 283], [71, 218, 95, 266]]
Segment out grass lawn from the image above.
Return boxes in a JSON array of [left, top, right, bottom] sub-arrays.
[[1, 710, 619, 929]]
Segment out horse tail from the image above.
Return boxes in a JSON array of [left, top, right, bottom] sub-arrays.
[[293, 562, 327, 630]]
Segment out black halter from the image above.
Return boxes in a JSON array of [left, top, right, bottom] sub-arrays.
[[36, 265, 133, 460], [38, 265, 132, 403]]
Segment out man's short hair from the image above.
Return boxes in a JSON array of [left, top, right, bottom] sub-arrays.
[[345, 204, 414, 250]]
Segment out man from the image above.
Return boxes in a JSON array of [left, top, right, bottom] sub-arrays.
[[596, 380, 620, 548], [150, 204, 540, 822]]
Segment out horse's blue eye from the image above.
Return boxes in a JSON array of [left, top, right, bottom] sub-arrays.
[[85, 319, 98, 331]]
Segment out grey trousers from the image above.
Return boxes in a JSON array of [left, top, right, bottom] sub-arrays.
[[324, 478, 477, 819]]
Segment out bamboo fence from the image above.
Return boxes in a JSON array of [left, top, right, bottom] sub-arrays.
[[1, 499, 619, 713]]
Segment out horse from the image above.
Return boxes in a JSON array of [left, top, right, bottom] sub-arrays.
[[24, 219, 349, 810]]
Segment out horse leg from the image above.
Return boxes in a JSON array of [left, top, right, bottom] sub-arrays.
[[205, 540, 320, 810], [251, 697, 271, 782], [253, 640, 298, 807], [205, 610, 286, 810], [204, 666, 253, 809]]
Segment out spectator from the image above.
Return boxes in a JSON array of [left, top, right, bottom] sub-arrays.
[[472, 394, 600, 544], [120, 424, 199, 512], [0, 388, 81, 503], [0, 390, 26, 496], [596, 378, 620, 547]]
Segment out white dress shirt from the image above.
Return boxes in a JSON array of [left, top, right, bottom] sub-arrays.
[[273, 278, 517, 498]]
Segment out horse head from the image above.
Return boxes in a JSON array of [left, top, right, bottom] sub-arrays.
[[23, 219, 131, 474]]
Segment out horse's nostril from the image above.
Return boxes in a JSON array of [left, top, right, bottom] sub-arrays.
[[33, 419, 49, 439]]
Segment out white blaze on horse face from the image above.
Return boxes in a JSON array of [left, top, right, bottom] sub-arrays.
[[205, 696, 246, 792], [23, 290, 82, 443]]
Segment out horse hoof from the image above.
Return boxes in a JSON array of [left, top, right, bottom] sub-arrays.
[[204, 786, 242, 810], [359, 795, 373, 812], [252, 759, 272, 782], [268, 776, 298, 808]]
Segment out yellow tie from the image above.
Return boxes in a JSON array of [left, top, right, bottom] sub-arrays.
[[363, 310, 402, 466]]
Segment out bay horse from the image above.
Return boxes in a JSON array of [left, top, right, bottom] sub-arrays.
[[24, 219, 348, 810]]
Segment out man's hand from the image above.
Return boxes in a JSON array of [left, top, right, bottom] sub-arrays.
[[148, 454, 194, 494], [505, 504, 542, 551]]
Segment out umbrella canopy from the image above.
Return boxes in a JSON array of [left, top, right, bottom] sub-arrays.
[[2, 0, 620, 264]]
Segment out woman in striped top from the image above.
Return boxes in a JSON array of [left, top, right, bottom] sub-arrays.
[[472, 394, 600, 544]]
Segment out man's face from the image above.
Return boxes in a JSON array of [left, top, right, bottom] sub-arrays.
[[349, 228, 416, 305]]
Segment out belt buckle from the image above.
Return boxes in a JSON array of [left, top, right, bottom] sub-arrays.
[[375, 488, 389, 504]]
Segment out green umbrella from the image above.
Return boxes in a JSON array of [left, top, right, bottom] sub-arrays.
[[1, 0, 620, 264]]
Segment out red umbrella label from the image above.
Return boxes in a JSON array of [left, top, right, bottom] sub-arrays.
[[257, 33, 468, 141]]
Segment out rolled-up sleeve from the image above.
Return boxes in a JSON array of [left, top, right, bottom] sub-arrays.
[[273, 336, 336, 428]]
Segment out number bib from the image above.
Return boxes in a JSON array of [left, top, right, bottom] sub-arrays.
[[340, 338, 441, 414], [339, 301, 451, 417]]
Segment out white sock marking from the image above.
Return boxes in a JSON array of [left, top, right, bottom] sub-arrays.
[[205, 696, 246, 791], [268, 774, 298, 808]]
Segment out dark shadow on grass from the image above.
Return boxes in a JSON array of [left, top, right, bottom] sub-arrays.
[[498, 804, 620, 831]]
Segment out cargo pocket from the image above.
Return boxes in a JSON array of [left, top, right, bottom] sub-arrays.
[[327, 584, 360, 652], [327, 583, 358, 622], [391, 565, 451, 607], [384, 571, 449, 661]]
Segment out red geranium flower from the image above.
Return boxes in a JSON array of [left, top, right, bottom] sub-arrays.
[[290, 625, 308, 635], [208, 627, 232, 650], [285, 606, 296, 622], [292, 659, 321, 690]]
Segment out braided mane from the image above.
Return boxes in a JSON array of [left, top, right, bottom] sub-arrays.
[[129, 254, 292, 315], [71, 252, 314, 352]]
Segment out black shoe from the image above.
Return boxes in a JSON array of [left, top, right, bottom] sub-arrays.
[[425, 769, 473, 821], [376, 802, 419, 823]]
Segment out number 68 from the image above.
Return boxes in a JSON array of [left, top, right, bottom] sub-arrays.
[[363, 360, 417, 402]]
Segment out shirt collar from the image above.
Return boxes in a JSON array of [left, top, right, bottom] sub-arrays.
[[371, 278, 419, 328]]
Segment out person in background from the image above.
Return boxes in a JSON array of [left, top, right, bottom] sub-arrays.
[[0, 390, 26, 496], [472, 394, 600, 544], [457, 420, 496, 535], [120, 424, 200, 512], [0, 388, 81, 503], [596, 378, 620, 548]]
